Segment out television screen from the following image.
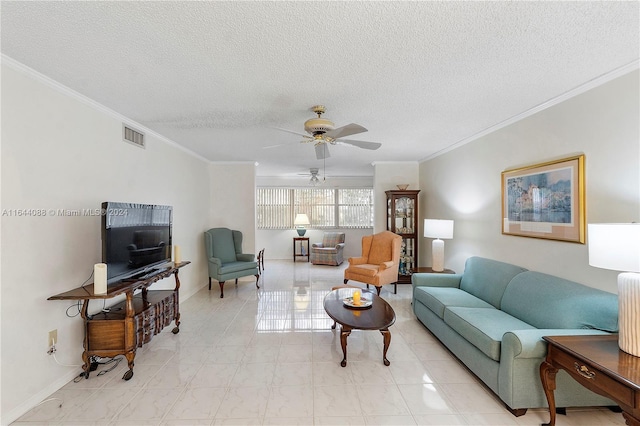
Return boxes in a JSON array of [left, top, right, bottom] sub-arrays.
[[101, 202, 172, 284]]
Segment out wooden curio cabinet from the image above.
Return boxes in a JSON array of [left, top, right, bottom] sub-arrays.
[[386, 190, 420, 284]]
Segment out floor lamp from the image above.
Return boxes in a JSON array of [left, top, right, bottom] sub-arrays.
[[588, 223, 640, 356], [424, 219, 454, 272]]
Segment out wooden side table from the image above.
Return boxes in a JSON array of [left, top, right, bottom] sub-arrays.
[[540, 334, 640, 426], [293, 237, 310, 262]]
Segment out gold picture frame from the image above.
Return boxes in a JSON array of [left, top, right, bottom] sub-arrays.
[[501, 155, 585, 243]]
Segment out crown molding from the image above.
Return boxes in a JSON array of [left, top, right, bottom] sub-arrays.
[[420, 59, 640, 163], [1, 54, 210, 163]]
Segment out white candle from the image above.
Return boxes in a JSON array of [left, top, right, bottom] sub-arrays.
[[174, 245, 181, 264], [94, 263, 107, 295]]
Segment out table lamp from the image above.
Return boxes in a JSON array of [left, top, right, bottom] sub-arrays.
[[424, 219, 454, 272], [588, 223, 640, 356], [294, 213, 310, 236]]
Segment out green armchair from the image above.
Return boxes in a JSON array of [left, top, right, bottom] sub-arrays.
[[204, 228, 260, 298]]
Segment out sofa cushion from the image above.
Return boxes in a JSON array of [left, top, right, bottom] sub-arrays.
[[459, 257, 528, 308], [220, 261, 258, 274], [414, 287, 494, 319], [322, 232, 345, 247], [501, 271, 619, 332], [444, 307, 536, 361]]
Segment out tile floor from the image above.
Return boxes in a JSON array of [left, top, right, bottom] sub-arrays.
[[15, 260, 625, 425]]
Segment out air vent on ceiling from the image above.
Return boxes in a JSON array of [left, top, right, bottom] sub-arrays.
[[123, 124, 145, 148]]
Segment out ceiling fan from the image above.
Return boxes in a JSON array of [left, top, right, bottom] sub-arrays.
[[297, 167, 323, 185], [269, 105, 382, 159]]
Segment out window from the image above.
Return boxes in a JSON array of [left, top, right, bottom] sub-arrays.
[[257, 188, 373, 229]]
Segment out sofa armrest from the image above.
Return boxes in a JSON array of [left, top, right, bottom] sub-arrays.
[[349, 256, 368, 265], [379, 260, 394, 270], [412, 273, 463, 289], [335, 243, 345, 250], [502, 329, 613, 359], [312, 243, 324, 248], [236, 253, 255, 262]]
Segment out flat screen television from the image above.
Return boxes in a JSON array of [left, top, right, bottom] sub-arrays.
[[101, 202, 172, 284]]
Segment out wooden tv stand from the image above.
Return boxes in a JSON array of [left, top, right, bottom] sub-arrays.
[[48, 261, 190, 381]]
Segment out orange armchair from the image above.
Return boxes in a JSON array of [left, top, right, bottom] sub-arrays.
[[343, 231, 402, 295]]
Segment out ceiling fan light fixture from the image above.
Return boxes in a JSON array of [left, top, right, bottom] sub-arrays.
[[309, 167, 320, 186], [304, 117, 334, 135], [304, 104, 334, 135]]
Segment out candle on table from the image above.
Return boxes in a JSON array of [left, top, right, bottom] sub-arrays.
[[353, 290, 361, 305], [94, 263, 107, 295]]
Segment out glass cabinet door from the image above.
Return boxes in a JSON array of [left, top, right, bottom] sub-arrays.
[[385, 190, 420, 284]]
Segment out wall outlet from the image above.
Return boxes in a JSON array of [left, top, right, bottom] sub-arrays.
[[48, 329, 57, 347]]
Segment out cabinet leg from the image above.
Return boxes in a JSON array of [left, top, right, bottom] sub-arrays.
[[172, 311, 181, 334], [82, 352, 90, 379], [124, 351, 135, 378]]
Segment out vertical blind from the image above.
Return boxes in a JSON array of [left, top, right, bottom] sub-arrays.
[[257, 188, 373, 229]]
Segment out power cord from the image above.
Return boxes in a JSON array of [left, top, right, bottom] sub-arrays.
[[66, 268, 96, 317], [52, 352, 82, 368], [94, 355, 123, 376], [34, 397, 63, 409]]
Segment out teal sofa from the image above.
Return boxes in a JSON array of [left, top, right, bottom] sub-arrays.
[[412, 256, 618, 416]]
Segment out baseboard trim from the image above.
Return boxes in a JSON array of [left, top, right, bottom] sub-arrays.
[[2, 369, 80, 426]]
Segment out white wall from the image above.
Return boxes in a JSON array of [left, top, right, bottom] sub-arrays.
[[418, 69, 640, 293], [209, 162, 257, 255], [373, 162, 419, 233], [1, 63, 211, 424]]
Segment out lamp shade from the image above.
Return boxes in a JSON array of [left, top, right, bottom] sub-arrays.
[[588, 223, 640, 272], [424, 219, 454, 239], [588, 223, 640, 357], [294, 214, 310, 226]]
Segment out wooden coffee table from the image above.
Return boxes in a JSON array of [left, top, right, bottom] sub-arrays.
[[323, 287, 396, 367]]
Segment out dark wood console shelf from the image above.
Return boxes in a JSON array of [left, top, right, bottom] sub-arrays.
[[48, 261, 190, 381]]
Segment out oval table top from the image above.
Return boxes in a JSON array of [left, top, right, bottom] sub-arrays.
[[323, 287, 396, 330]]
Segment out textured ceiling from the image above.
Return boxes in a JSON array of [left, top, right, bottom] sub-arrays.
[[2, 1, 638, 177]]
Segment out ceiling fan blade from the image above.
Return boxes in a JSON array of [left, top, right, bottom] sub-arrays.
[[315, 144, 331, 160], [272, 127, 311, 139], [324, 123, 367, 140], [263, 140, 300, 149], [336, 139, 382, 150]]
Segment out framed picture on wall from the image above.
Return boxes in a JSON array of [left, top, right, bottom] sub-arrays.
[[501, 155, 585, 243]]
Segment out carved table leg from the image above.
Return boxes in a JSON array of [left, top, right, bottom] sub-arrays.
[[340, 325, 352, 367], [80, 299, 91, 378], [540, 360, 558, 426], [81, 351, 90, 379], [622, 411, 640, 426], [123, 351, 135, 380], [381, 328, 391, 366]]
